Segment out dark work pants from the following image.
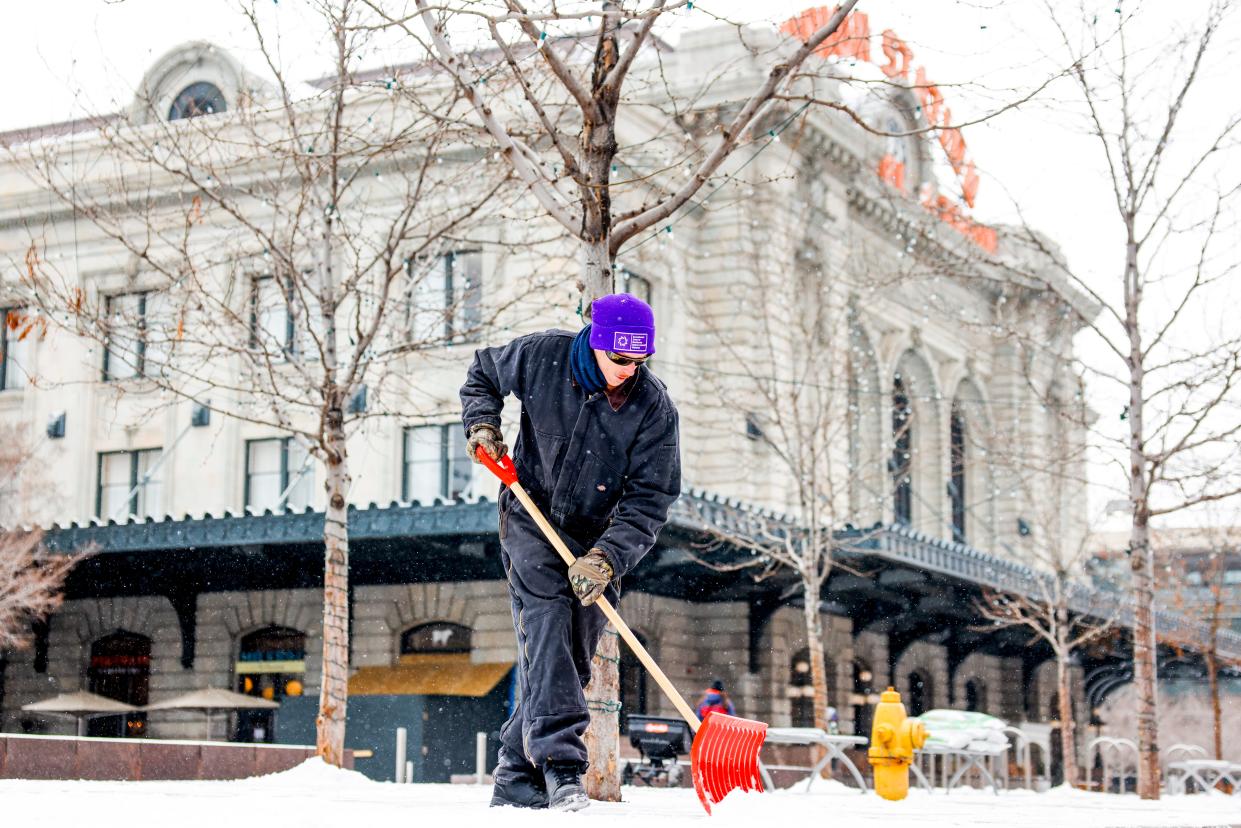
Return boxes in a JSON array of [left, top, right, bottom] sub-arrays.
[[497, 491, 618, 771]]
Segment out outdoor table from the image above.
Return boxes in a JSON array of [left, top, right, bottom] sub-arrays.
[[757, 728, 869, 792], [911, 742, 1009, 795], [1166, 760, 1241, 795]]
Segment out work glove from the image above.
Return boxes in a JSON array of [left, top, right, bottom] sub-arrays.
[[568, 548, 614, 606], [467, 423, 507, 463]]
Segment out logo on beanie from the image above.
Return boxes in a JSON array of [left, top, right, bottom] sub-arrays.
[[613, 332, 647, 352]]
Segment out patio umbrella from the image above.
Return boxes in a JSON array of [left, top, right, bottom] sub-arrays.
[[22, 690, 139, 736], [145, 688, 280, 739]]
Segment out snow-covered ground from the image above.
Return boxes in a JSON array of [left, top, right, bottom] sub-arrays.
[[0, 760, 1237, 828]]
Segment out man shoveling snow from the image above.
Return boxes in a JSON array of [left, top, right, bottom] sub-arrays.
[[460, 293, 681, 811]]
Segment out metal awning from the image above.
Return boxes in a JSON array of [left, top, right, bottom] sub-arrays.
[[348, 654, 512, 697], [32, 491, 1241, 663]]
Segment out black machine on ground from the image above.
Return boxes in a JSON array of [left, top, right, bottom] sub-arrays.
[[623, 715, 693, 787]]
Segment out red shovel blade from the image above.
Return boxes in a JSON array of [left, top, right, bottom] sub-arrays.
[[691, 711, 768, 814]]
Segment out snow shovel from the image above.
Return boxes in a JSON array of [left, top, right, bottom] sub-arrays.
[[477, 447, 768, 814]]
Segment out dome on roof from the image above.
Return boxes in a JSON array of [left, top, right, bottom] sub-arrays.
[[131, 41, 267, 125]]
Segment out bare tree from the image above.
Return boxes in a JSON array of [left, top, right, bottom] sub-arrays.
[[1163, 522, 1241, 762], [0, 425, 91, 710], [977, 414, 1116, 789], [0, 530, 82, 653], [352, 0, 1075, 794], [981, 1, 1241, 798], [381, 1, 865, 308], [9, 1, 524, 764], [678, 190, 916, 747], [362, 3, 891, 797]]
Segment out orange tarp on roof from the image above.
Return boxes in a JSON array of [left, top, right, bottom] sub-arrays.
[[348, 653, 513, 697]]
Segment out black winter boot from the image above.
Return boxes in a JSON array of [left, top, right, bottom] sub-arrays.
[[490, 754, 548, 809], [544, 761, 589, 812]]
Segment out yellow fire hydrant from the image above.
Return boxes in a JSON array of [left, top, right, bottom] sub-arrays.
[[868, 687, 928, 801]]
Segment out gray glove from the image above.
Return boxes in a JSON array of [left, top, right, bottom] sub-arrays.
[[467, 423, 507, 463], [568, 548, 615, 606]]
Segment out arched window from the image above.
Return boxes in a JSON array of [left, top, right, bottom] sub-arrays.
[[949, 403, 967, 543], [401, 622, 472, 655], [1048, 690, 1063, 722], [848, 324, 884, 525], [852, 659, 876, 737], [907, 670, 931, 717], [964, 678, 985, 713], [891, 374, 913, 525], [787, 648, 836, 728], [234, 625, 306, 743], [87, 631, 150, 738], [619, 630, 649, 734], [789, 648, 815, 727], [168, 82, 227, 120]]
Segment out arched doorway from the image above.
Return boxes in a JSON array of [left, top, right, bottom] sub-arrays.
[[87, 631, 150, 737], [965, 678, 986, 713], [618, 630, 649, 734], [907, 670, 932, 717], [790, 648, 815, 727], [1047, 689, 1076, 787], [234, 625, 306, 742], [852, 659, 876, 737]]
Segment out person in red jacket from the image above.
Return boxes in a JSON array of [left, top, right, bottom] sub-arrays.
[[696, 679, 737, 719]]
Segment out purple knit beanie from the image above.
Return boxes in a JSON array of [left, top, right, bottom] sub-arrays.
[[588, 293, 656, 355]]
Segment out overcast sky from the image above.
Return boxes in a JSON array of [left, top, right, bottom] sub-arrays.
[[3, 1, 1238, 529]]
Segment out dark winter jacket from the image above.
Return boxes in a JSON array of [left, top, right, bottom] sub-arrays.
[[460, 329, 681, 576]]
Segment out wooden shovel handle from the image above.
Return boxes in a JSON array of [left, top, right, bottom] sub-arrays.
[[477, 446, 702, 731]]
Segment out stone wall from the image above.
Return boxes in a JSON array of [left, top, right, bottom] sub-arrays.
[[2, 585, 1042, 744]]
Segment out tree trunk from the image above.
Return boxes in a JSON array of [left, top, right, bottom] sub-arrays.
[[584, 624, 621, 800], [317, 403, 351, 766], [1125, 233, 1160, 799], [579, 238, 613, 317], [1206, 645, 1221, 760], [1056, 651, 1078, 789], [802, 586, 830, 730], [578, 8, 622, 780], [802, 578, 831, 775], [576, 3, 621, 314]]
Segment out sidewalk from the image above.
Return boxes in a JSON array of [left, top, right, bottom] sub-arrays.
[[0, 759, 1236, 828]]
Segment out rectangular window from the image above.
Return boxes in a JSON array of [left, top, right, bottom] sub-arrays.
[[1, 308, 30, 391], [103, 293, 174, 381], [250, 276, 293, 356], [104, 294, 144, 381], [96, 449, 162, 520], [245, 437, 313, 513], [402, 425, 475, 503], [405, 251, 482, 346], [249, 275, 323, 361]]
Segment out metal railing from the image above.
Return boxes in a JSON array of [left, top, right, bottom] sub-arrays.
[[673, 489, 1241, 662]]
